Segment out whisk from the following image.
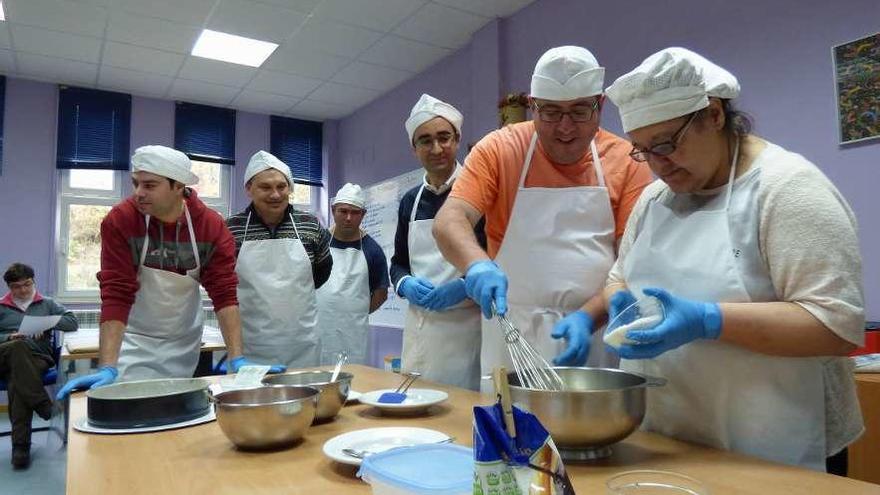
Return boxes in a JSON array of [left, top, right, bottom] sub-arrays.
[[493, 304, 565, 391]]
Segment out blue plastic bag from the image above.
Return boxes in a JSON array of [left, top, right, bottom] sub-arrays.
[[473, 402, 574, 494]]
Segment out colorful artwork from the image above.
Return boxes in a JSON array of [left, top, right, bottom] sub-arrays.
[[833, 33, 880, 144]]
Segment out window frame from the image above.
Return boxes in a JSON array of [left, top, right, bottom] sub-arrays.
[[56, 169, 126, 302]]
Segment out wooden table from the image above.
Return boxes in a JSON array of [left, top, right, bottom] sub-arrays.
[[66, 365, 880, 494]]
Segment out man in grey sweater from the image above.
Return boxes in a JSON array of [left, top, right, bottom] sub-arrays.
[[0, 263, 78, 470]]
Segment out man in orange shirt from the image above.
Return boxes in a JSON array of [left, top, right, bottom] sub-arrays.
[[434, 46, 653, 378]]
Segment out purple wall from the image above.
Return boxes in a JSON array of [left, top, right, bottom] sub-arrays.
[[335, 0, 880, 320]]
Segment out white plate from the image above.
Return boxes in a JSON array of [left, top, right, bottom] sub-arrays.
[[358, 388, 448, 414], [73, 408, 216, 435], [346, 390, 362, 403], [322, 427, 451, 466]]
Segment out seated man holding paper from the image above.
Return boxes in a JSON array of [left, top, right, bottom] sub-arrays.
[[0, 262, 78, 469]]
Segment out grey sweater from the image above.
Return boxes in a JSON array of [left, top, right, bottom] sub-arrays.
[[0, 293, 78, 363]]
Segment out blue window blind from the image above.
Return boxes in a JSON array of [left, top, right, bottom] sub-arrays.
[[56, 86, 131, 170], [174, 102, 236, 165], [0, 76, 5, 175], [270, 116, 323, 187]]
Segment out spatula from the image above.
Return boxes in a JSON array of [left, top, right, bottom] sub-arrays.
[[377, 372, 420, 404]]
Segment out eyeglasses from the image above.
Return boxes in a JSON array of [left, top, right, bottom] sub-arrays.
[[532, 100, 600, 123], [8, 279, 34, 291], [629, 111, 700, 162], [414, 133, 456, 150]]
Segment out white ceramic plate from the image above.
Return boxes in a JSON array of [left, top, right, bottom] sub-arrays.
[[346, 390, 362, 403], [73, 408, 216, 435], [322, 426, 451, 466], [358, 388, 448, 414]]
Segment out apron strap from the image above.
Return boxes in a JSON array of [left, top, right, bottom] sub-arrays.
[[518, 132, 606, 189], [182, 203, 200, 272], [723, 138, 741, 211], [410, 183, 426, 223], [289, 211, 300, 239], [243, 210, 252, 238], [140, 203, 200, 272]]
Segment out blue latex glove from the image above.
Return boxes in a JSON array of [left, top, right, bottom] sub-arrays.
[[551, 310, 593, 366], [229, 356, 286, 374], [55, 366, 118, 401], [398, 276, 435, 308], [464, 260, 508, 319], [423, 279, 468, 311], [608, 289, 637, 324], [617, 287, 722, 360]]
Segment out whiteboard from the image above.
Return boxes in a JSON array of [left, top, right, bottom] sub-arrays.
[[358, 168, 424, 328]]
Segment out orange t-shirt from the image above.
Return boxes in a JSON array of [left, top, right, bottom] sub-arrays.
[[451, 121, 653, 258]]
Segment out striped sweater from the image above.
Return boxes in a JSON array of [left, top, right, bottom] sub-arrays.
[[226, 204, 333, 289]]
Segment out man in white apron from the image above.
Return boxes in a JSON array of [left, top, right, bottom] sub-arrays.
[[58, 146, 251, 399], [603, 48, 865, 472], [433, 47, 653, 386], [316, 183, 389, 366], [391, 94, 484, 390], [227, 151, 333, 369]]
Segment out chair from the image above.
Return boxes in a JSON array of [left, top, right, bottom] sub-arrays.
[[0, 331, 63, 439]]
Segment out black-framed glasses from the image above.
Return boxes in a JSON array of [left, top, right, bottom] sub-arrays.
[[532, 99, 600, 123], [414, 133, 456, 150], [629, 111, 701, 162]]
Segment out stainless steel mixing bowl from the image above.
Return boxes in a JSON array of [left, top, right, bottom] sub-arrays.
[[211, 385, 319, 450], [508, 367, 665, 460], [262, 370, 352, 422]]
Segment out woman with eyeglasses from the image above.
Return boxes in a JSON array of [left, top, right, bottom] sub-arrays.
[[603, 47, 864, 474]]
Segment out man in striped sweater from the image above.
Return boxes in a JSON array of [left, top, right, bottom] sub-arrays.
[[226, 151, 332, 368]]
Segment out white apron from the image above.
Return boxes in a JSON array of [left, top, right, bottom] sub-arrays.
[[316, 237, 371, 366], [480, 134, 616, 391], [621, 142, 827, 470], [401, 182, 482, 390], [118, 204, 205, 381], [236, 212, 319, 369]]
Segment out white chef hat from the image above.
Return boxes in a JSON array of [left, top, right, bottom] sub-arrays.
[[605, 47, 741, 133], [530, 46, 605, 101], [131, 145, 198, 185], [405, 94, 463, 145], [333, 183, 366, 209], [244, 150, 292, 186]]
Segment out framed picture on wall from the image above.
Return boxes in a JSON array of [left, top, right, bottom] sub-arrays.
[[832, 32, 880, 144]]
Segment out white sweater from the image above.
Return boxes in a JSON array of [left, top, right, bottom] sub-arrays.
[[606, 139, 865, 454]]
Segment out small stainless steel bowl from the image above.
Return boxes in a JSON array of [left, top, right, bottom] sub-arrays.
[[211, 385, 319, 450], [87, 378, 210, 429], [508, 367, 665, 460], [262, 370, 352, 422]]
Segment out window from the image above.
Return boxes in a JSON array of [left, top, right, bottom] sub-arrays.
[[175, 102, 235, 216], [271, 115, 323, 186], [57, 170, 125, 299], [55, 86, 132, 300], [289, 183, 313, 211]]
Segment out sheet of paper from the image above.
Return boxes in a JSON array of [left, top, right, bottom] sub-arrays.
[[18, 314, 62, 336], [233, 365, 270, 387]]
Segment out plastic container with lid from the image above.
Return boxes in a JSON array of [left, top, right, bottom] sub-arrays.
[[357, 443, 473, 495]]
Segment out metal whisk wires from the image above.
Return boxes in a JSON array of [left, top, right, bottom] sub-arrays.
[[494, 305, 564, 391]]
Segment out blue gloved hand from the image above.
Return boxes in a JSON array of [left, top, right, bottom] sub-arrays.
[[229, 356, 286, 374], [551, 310, 593, 366], [464, 260, 508, 319], [608, 289, 637, 324], [398, 276, 435, 308], [423, 279, 468, 311], [616, 287, 722, 360], [55, 365, 118, 401]]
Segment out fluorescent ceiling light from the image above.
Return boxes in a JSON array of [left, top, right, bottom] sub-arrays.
[[191, 29, 278, 68], [0, 2, 6, 21]]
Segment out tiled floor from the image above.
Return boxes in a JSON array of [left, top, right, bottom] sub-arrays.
[[0, 413, 67, 494]]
